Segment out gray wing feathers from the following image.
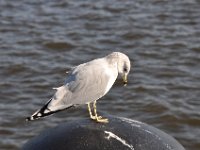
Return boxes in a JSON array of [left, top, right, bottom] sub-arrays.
[[46, 86, 72, 112], [47, 60, 111, 112], [68, 62, 111, 104]]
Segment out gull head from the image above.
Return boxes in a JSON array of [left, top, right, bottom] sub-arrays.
[[107, 52, 131, 86]]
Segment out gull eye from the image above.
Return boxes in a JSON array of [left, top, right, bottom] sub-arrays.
[[123, 67, 128, 72]]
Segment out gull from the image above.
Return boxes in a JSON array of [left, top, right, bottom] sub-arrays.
[[26, 52, 131, 123]]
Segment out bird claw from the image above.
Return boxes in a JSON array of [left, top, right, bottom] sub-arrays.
[[96, 116, 109, 123], [90, 115, 108, 123], [97, 116, 102, 119], [90, 115, 96, 120]]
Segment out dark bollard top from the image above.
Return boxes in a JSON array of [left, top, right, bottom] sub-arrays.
[[22, 116, 185, 150]]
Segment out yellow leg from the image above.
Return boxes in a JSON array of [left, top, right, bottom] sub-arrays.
[[93, 100, 108, 123], [87, 103, 96, 120]]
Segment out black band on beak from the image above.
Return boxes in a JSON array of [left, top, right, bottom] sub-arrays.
[[122, 75, 128, 86], [123, 80, 127, 86]]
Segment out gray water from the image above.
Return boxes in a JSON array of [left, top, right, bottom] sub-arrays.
[[0, 0, 200, 149]]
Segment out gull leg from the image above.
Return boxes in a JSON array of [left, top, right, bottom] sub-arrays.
[[87, 103, 96, 120], [93, 100, 108, 123]]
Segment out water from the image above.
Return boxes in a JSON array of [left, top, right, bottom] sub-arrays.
[[0, 0, 200, 149]]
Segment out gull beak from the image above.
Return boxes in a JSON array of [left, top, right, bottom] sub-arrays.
[[122, 74, 128, 86]]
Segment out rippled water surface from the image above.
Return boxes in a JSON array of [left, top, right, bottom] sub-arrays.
[[0, 0, 200, 149]]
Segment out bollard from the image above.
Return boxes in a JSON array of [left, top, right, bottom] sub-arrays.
[[22, 116, 185, 150]]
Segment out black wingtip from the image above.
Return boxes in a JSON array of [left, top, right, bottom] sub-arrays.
[[25, 116, 34, 121], [26, 117, 30, 121], [25, 105, 74, 122]]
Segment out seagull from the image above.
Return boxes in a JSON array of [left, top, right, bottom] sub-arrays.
[[26, 52, 131, 123]]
